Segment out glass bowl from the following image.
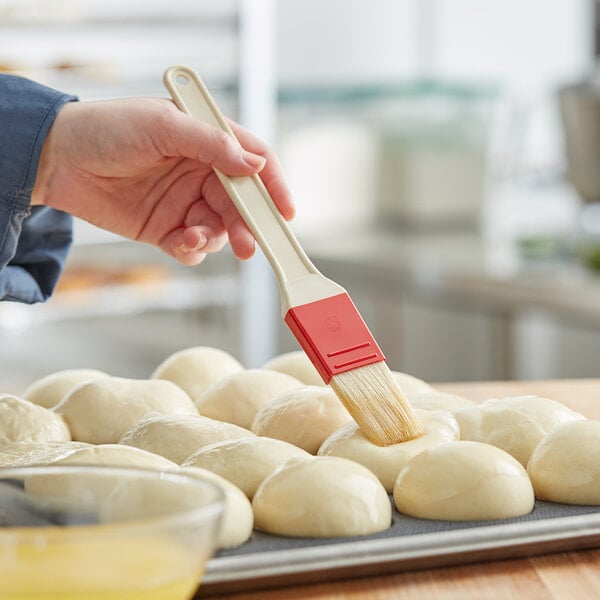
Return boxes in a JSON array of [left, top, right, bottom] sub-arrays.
[[0, 465, 224, 600]]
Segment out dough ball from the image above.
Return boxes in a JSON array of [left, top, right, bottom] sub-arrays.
[[52, 444, 179, 470], [0, 441, 90, 467], [182, 436, 310, 498], [318, 409, 460, 491], [527, 420, 600, 505], [391, 371, 433, 394], [408, 390, 475, 412], [253, 456, 392, 537], [119, 413, 255, 464], [262, 351, 323, 386], [24, 445, 179, 507], [181, 466, 254, 548], [195, 369, 304, 429], [96, 471, 224, 526], [55, 377, 198, 444], [454, 395, 586, 466], [0, 394, 71, 445], [151, 346, 244, 400], [27, 466, 224, 529], [251, 386, 353, 453], [394, 441, 535, 520], [21, 368, 108, 409]]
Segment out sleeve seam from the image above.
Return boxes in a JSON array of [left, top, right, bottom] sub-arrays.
[[0, 191, 32, 214], [18, 91, 73, 195]]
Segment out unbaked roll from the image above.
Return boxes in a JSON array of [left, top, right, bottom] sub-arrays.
[[151, 346, 244, 400], [393, 441, 535, 521], [181, 466, 254, 548], [24, 447, 179, 506], [195, 369, 303, 429], [0, 394, 71, 445], [454, 395, 586, 466], [21, 368, 109, 409], [0, 441, 90, 467], [52, 444, 179, 470], [251, 385, 352, 453], [527, 420, 600, 505], [26, 467, 225, 533], [48, 442, 252, 547], [391, 371, 433, 394], [182, 436, 309, 499], [253, 456, 392, 537], [262, 351, 324, 386], [119, 413, 255, 464], [408, 390, 475, 412], [54, 377, 198, 444], [318, 409, 460, 491]]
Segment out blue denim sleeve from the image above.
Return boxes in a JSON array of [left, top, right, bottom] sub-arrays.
[[0, 73, 77, 303]]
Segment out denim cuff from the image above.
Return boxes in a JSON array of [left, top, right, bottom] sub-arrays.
[[0, 74, 77, 303]]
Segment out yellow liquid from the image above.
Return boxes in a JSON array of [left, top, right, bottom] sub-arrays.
[[0, 534, 207, 600]]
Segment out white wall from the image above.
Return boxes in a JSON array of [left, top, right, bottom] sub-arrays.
[[277, 0, 419, 85], [277, 0, 594, 89], [277, 0, 595, 178]]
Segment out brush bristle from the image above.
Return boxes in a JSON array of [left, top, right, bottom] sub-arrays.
[[329, 361, 425, 446]]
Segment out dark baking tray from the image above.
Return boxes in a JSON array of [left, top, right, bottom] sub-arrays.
[[197, 500, 600, 597]]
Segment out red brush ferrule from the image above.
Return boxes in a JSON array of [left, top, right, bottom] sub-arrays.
[[284, 293, 385, 384]]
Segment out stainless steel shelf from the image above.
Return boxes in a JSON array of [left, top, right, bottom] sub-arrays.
[[0, 275, 239, 332]]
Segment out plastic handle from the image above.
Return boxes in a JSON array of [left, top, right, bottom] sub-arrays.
[[163, 65, 342, 312]]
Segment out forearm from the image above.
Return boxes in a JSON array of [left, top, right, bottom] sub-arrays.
[[0, 74, 77, 303]]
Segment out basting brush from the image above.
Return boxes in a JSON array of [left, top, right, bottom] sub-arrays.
[[164, 65, 424, 446]]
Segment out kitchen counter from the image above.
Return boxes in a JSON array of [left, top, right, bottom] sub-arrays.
[[200, 378, 600, 600], [304, 227, 600, 325]]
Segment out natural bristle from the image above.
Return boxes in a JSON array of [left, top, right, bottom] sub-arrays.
[[329, 362, 425, 446]]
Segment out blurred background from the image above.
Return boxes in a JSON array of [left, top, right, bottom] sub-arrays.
[[1, 0, 600, 391]]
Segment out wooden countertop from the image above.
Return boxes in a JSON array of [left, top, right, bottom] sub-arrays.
[[202, 379, 600, 600]]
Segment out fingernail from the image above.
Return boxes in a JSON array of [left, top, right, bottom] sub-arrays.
[[191, 234, 208, 251], [177, 243, 190, 254], [242, 151, 266, 170]]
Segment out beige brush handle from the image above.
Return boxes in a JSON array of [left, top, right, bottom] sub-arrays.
[[163, 65, 344, 312]]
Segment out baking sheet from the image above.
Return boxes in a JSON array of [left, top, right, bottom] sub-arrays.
[[197, 500, 600, 597]]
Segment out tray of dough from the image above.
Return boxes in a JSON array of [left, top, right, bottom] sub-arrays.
[[198, 500, 600, 596]]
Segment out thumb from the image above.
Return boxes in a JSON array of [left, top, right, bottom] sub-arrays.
[[168, 110, 266, 175]]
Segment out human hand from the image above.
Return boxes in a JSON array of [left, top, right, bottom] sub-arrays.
[[32, 98, 294, 265]]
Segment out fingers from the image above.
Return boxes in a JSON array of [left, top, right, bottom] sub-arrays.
[[181, 225, 228, 255], [162, 228, 208, 266], [228, 220, 256, 259], [163, 221, 254, 264], [165, 228, 207, 266], [158, 199, 225, 265], [229, 120, 295, 221], [159, 188, 254, 264], [159, 105, 295, 263], [199, 172, 256, 259], [167, 109, 266, 176], [165, 106, 295, 222], [162, 225, 227, 266]]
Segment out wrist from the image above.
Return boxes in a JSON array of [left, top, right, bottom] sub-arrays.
[[30, 140, 52, 206], [31, 101, 75, 207]]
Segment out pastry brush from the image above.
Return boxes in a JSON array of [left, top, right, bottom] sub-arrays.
[[164, 65, 424, 446]]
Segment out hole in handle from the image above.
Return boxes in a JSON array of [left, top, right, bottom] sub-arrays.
[[175, 73, 190, 86]]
